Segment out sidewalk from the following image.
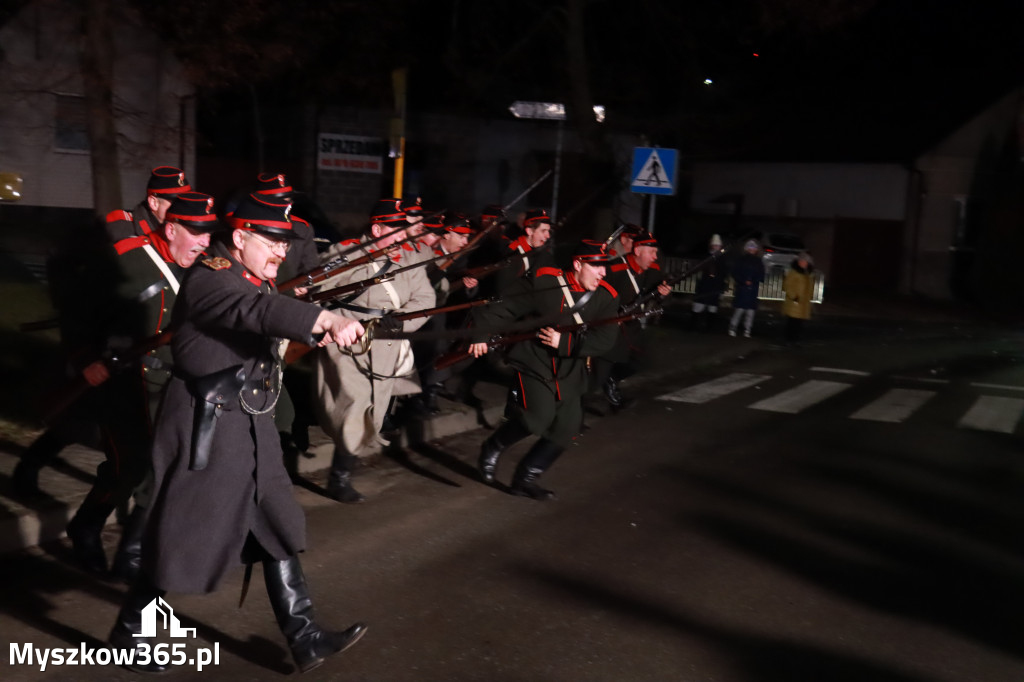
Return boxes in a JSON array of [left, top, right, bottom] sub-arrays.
[[0, 294, 986, 554]]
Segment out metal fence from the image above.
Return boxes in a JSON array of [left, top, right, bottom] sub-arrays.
[[660, 256, 825, 304]]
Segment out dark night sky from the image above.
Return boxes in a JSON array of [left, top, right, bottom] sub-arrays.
[[190, 0, 1024, 165]]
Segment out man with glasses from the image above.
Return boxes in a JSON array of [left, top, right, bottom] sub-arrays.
[[313, 198, 436, 502], [109, 193, 368, 674]]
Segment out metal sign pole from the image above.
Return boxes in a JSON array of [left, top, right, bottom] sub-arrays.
[[648, 194, 656, 234]]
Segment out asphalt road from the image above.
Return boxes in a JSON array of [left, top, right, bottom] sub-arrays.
[[3, 316, 1024, 681]]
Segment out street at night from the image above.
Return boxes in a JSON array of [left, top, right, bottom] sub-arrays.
[[3, 309, 1023, 681]]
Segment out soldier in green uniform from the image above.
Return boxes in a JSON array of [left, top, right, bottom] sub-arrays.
[[46, 192, 220, 580], [105, 165, 192, 242], [469, 240, 619, 500], [594, 227, 671, 409]]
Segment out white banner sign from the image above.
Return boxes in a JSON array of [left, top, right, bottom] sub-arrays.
[[318, 133, 384, 174]]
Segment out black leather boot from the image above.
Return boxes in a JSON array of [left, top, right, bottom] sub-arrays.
[[510, 465, 556, 501], [510, 439, 565, 501], [11, 458, 40, 497], [111, 505, 147, 583], [603, 376, 623, 408], [108, 574, 168, 674], [66, 502, 113, 575], [326, 451, 365, 503], [264, 556, 367, 674], [477, 421, 529, 484]]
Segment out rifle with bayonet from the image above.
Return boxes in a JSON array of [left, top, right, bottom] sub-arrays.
[[282, 297, 497, 364], [302, 246, 480, 305], [278, 208, 446, 292], [621, 235, 744, 314], [432, 304, 663, 372]]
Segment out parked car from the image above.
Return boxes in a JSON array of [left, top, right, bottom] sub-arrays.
[[760, 232, 806, 271]]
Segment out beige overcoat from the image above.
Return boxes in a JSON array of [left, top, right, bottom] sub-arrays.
[[313, 238, 435, 457]]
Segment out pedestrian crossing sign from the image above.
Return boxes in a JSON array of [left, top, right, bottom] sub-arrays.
[[631, 147, 678, 196]]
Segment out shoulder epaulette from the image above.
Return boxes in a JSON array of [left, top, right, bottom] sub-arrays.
[[202, 257, 232, 271], [106, 209, 133, 224], [113, 235, 149, 255], [535, 266, 562, 278], [598, 279, 618, 297], [609, 262, 629, 273]]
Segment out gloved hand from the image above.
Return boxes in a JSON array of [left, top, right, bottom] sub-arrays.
[[378, 314, 403, 332]]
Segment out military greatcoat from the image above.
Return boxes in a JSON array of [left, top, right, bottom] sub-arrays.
[[143, 242, 322, 594], [313, 238, 435, 457], [472, 267, 619, 445]]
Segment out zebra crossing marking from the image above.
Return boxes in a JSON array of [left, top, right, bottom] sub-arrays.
[[656, 373, 771, 404], [748, 380, 851, 414], [957, 396, 1024, 434], [969, 382, 1024, 392], [659, 371, 1024, 433], [811, 367, 870, 376], [850, 388, 936, 423]]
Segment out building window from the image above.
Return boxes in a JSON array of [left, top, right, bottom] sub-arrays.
[[54, 94, 89, 152]]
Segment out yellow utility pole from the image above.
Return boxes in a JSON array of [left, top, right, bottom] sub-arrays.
[[391, 68, 407, 198]]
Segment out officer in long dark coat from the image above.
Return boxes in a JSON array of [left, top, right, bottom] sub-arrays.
[[469, 240, 620, 500], [109, 194, 367, 675]]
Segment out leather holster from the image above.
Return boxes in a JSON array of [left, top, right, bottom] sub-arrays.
[[188, 364, 246, 471]]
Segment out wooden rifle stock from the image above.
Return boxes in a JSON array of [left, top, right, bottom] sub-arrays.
[[432, 307, 660, 372], [279, 243, 398, 292], [42, 330, 174, 423]]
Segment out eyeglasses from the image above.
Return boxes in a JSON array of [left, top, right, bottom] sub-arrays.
[[247, 231, 291, 254]]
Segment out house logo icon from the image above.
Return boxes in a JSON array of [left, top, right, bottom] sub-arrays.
[[134, 597, 197, 639]]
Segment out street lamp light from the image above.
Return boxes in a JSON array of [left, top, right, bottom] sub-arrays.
[[508, 101, 606, 221]]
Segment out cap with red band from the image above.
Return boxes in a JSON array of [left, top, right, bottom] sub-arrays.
[[443, 214, 474, 235], [165, 192, 223, 233], [370, 198, 410, 226], [147, 166, 191, 197], [227, 193, 298, 240], [254, 172, 294, 198], [573, 239, 613, 264], [630, 228, 657, 247], [523, 208, 552, 228]]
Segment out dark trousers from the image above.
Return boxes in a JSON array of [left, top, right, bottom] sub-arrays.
[[785, 317, 804, 343]]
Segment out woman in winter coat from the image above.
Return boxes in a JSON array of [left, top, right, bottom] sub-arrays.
[[728, 240, 765, 337], [782, 252, 815, 344]]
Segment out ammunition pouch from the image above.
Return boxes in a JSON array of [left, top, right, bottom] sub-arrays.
[[188, 364, 246, 471]]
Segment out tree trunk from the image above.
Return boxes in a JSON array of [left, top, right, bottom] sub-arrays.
[[80, 0, 122, 217]]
